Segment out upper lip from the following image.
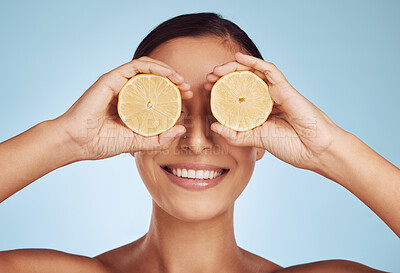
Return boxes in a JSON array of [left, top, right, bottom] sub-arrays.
[[160, 162, 230, 171]]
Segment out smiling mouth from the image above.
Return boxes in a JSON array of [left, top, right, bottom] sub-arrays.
[[160, 166, 230, 180]]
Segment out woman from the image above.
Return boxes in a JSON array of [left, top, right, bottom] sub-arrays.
[[0, 12, 397, 272]]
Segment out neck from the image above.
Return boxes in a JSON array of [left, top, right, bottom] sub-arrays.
[[139, 200, 244, 273]]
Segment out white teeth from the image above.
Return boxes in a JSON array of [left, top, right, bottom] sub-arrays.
[[204, 170, 210, 179], [195, 170, 204, 179], [188, 169, 196, 178], [166, 167, 226, 180], [211, 170, 215, 178]]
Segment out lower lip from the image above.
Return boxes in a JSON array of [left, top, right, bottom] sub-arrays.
[[160, 167, 229, 191]]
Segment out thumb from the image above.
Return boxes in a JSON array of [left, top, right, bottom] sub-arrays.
[[211, 122, 272, 149], [158, 125, 186, 146], [126, 125, 186, 155], [210, 122, 253, 147], [210, 122, 237, 139]]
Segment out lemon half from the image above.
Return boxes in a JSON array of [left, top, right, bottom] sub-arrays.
[[210, 70, 273, 131], [117, 74, 181, 136]]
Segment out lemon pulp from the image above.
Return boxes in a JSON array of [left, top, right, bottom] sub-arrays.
[[210, 70, 273, 131], [117, 74, 181, 137]]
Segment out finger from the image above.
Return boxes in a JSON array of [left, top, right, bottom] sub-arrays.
[[213, 61, 251, 76], [212, 61, 266, 80], [176, 81, 193, 100], [135, 57, 194, 94], [205, 61, 267, 92], [136, 56, 193, 98], [181, 90, 193, 100], [210, 122, 255, 147], [177, 82, 194, 100], [206, 72, 220, 83], [129, 124, 186, 153], [135, 59, 186, 87], [134, 59, 185, 85], [100, 60, 187, 96], [234, 52, 287, 85], [210, 122, 264, 149], [205, 68, 267, 91], [137, 56, 176, 71], [158, 125, 186, 146], [136, 57, 193, 93], [210, 122, 238, 141], [213, 61, 267, 81], [204, 82, 213, 91], [178, 81, 191, 91]]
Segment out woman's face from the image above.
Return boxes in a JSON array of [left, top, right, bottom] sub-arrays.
[[133, 35, 265, 222]]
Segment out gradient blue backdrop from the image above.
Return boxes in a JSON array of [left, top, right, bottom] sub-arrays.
[[0, 0, 399, 271]]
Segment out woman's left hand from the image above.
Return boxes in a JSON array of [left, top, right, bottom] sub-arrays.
[[205, 52, 344, 172]]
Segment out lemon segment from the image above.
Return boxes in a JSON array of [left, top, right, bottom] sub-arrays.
[[117, 74, 181, 137], [210, 70, 273, 131]]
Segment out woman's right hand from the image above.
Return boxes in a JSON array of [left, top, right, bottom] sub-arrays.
[[53, 56, 192, 161]]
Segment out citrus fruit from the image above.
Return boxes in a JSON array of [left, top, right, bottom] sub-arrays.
[[210, 70, 274, 131], [117, 74, 181, 137]]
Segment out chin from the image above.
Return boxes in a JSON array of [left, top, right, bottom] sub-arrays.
[[146, 167, 251, 223], [157, 192, 235, 222]]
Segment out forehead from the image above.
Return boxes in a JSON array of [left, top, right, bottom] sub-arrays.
[[147, 35, 241, 84]]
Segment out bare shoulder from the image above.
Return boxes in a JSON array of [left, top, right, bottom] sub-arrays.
[[0, 248, 115, 273], [235, 249, 386, 273], [237, 247, 283, 272], [273, 260, 386, 273], [94, 236, 145, 272]]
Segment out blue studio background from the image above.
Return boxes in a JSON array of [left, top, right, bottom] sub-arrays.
[[0, 0, 399, 271]]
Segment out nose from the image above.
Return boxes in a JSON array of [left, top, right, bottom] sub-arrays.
[[179, 113, 214, 154]]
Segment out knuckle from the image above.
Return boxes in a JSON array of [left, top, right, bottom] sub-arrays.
[[168, 71, 177, 77], [132, 59, 145, 67], [138, 56, 150, 61], [138, 56, 174, 70], [131, 59, 140, 65], [99, 72, 112, 81]]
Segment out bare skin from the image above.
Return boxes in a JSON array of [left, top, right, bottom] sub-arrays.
[[0, 35, 397, 272]]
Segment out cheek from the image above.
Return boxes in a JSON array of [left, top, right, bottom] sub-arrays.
[[134, 152, 160, 198], [231, 146, 257, 177], [134, 151, 177, 213], [226, 146, 257, 196]]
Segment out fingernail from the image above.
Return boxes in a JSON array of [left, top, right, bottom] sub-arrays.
[[175, 73, 184, 82]]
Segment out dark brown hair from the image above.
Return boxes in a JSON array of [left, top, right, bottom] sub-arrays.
[[132, 12, 263, 60]]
